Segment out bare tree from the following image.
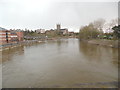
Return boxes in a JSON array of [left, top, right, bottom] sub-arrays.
[[104, 18, 118, 33], [109, 18, 118, 28], [93, 18, 106, 31]]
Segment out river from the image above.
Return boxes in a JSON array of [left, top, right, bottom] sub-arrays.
[[1, 38, 118, 88]]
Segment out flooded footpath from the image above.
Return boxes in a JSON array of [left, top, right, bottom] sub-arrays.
[[1, 38, 118, 88]]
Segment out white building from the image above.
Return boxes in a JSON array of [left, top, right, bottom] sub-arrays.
[[36, 29, 45, 34]]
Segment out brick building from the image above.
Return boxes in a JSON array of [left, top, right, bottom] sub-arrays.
[[0, 27, 11, 45], [15, 30, 24, 41], [10, 30, 18, 42], [0, 27, 24, 45]]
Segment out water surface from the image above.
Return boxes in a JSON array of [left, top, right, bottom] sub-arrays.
[[2, 38, 118, 88]]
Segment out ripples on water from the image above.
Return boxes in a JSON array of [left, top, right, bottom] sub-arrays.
[[1, 38, 118, 88]]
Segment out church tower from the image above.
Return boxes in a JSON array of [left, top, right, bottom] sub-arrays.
[[56, 24, 61, 31], [56, 24, 61, 34]]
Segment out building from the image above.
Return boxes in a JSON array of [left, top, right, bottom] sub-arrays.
[[60, 29, 68, 35], [68, 31, 74, 36], [36, 29, 45, 34], [56, 24, 68, 35], [10, 30, 18, 42], [16, 30, 24, 41], [40, 29, 45, 34], [45, 29, 56, 37], [0, 27, 11, 45], [10, 29, 24, 42], [0, 27, 24, 45], [56, 24, 61, 31]]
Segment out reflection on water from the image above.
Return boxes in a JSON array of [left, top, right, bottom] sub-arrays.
[[79, 41, 118, 64], [2, 38, 118, 88], [2, 46, 24, 63]]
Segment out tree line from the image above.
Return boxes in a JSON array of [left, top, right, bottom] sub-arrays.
[[79, 18, 119, 40]]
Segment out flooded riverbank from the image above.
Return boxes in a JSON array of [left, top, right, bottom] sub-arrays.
[[2, 38, 118, 88], [80, 39, 119, 48]]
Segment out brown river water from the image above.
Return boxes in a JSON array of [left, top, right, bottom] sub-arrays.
[[1, 38, 118, 88]]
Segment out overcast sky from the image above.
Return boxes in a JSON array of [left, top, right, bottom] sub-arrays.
[[0, 0, 118, 32]]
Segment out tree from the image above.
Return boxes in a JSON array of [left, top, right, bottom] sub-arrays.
[[112, 25, 120, 39], [79, 23, 100, 40], [109, 18, 118, 27], [103, 18, 118, 33], [93, 18, 105, 32]]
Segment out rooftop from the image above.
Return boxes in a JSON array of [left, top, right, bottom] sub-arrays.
[[0, 27, 7, 31], [60, 29, 67, 30]]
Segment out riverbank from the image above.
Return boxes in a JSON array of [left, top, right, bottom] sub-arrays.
[[80, 39, 119, 48], [0, 40, 45, 51], [1, 38, 119, 51], [0, 37, 66, 51]]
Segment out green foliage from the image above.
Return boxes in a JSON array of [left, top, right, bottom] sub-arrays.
[[79, 23, 101, 40]]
